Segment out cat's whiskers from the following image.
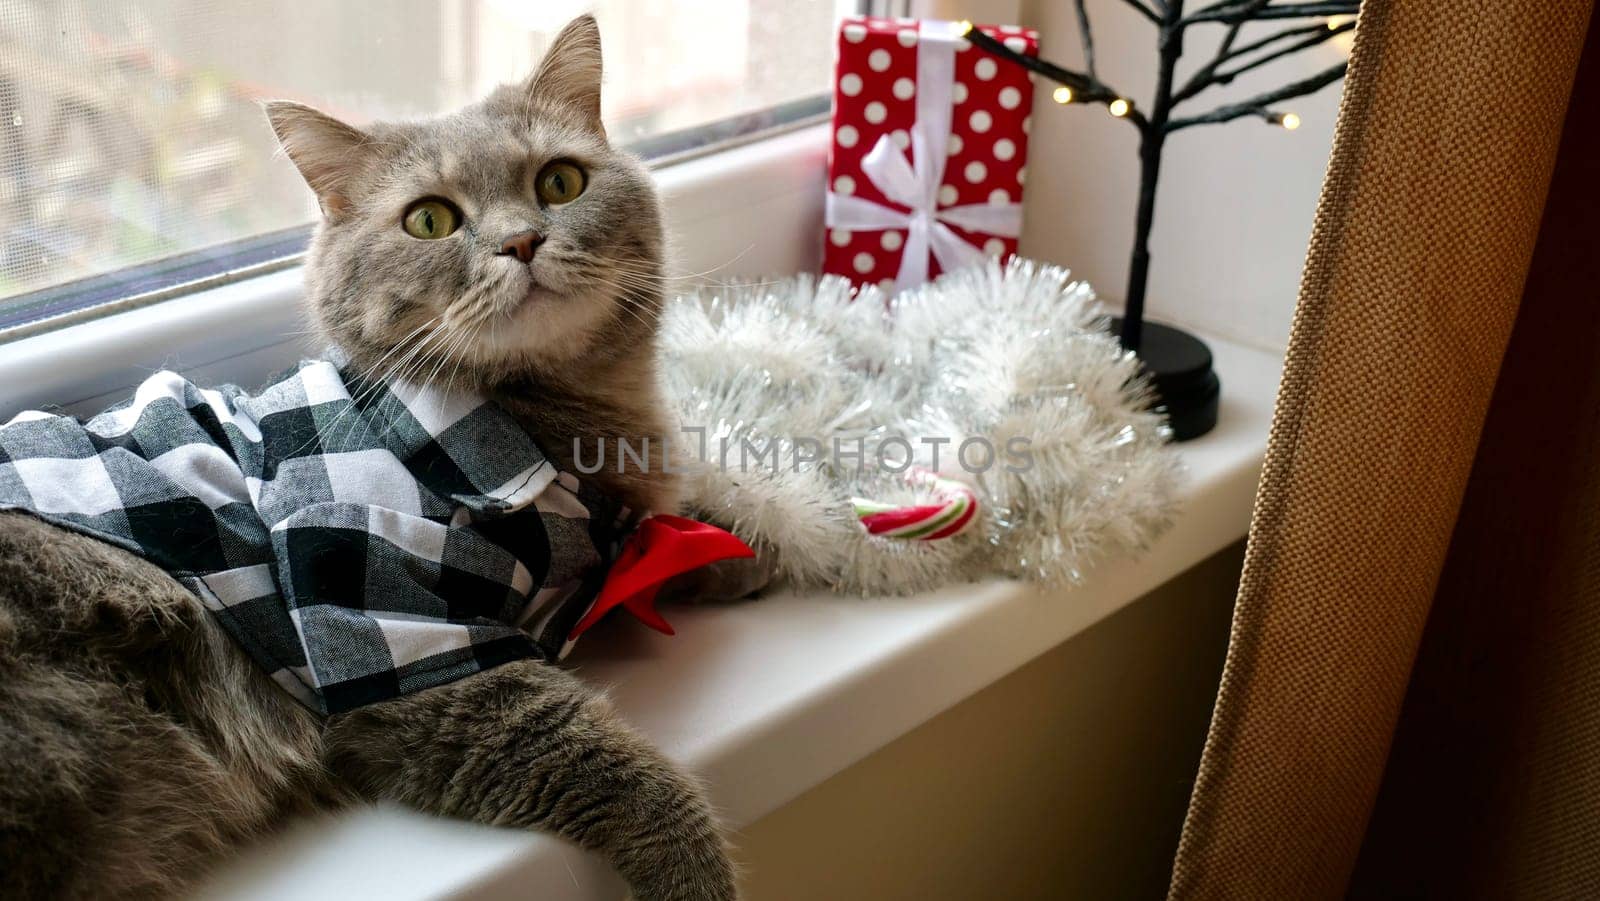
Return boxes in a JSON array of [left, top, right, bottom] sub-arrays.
[[592, 273, 662, 303], [606, 264, 780, 295], [372, 313, 487, 444], [278, 323, 333, 341], [614, 244, 753, 279], [588, 262, 671, 295], [610, 301, 659, 331], [355, 321, 462, 447], [442, 319, 488, 412], [417, 318, 484, 423], [280, 317, 444, 458], [359, 317, 441, 385], [607, 246, 777, 291], [343, 316, 446, 419], [584, 274, 663, 330], [322, 318, 452, 452], [441, 267, 524, 341]]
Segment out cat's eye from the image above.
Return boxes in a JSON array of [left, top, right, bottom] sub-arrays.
[[402, 199, 461, 239], [535, 161, 586, 205]]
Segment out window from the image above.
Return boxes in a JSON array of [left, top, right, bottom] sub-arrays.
[[0, 0, 864, 332]]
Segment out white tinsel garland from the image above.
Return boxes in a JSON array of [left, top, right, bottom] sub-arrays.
[[660, 257, 1182, 597]]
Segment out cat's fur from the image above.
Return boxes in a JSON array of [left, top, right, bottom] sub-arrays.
[[0, 16, 735, 900]]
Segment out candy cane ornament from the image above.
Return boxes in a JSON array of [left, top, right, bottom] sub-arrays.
[[852, 471, 978, 540]]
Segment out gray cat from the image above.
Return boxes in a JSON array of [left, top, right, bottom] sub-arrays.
[[0, 15, 736, 900]]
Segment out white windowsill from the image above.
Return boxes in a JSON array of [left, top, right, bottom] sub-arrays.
[[199, 333, 1279, 901]]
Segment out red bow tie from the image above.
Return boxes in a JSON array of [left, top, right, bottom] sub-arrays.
[[568, 514, 755, 641]]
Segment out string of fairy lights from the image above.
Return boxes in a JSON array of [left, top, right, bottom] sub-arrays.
[[958, 13, 1356, 133]]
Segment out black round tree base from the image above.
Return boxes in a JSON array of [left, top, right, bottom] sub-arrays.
[[1110, 317, 1220, 442]]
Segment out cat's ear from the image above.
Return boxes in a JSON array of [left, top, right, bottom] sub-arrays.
[[263, 101, 371, 220], [524, 14, 604, 131]]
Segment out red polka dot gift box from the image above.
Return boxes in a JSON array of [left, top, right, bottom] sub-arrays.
[[823, 17, 1038, 296]]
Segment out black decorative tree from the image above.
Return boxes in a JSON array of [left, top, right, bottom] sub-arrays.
[[964, 1, 1356, 440]]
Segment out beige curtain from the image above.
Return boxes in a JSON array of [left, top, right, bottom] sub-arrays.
[[1168, 1, 1599, 898]]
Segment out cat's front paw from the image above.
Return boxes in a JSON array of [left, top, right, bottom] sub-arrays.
[[626, 843, 739, 901], [656, 552, 776, 605]]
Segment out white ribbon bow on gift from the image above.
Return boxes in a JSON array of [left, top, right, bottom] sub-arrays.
[[825, 19, 1024, 295]]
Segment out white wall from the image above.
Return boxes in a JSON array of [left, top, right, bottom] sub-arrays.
[[923, 0, 1348, 353], [734, 541, 1245, 899]]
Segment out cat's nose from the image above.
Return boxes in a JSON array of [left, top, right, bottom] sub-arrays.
[[496, 230, 545, 264]]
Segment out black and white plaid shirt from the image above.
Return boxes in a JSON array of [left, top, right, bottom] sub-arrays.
[[0, 356, 625, 714]]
